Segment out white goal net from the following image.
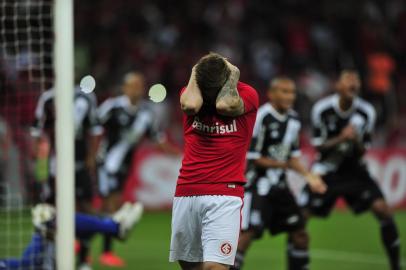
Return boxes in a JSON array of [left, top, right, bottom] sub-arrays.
[[0, 0, 54, 267]]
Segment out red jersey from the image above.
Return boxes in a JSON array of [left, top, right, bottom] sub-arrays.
[[175, 82, 259, 197]]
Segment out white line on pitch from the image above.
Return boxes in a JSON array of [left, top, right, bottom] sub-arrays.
[[311, 249, 406, 266]]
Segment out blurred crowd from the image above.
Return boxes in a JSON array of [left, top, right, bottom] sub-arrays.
[[74, 0, 406, 146], [1, 0, 406, 149]]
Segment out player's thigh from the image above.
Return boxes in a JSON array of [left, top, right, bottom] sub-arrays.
[[43, 175, 56, 204], [343, 167, 385, 214], [75, 168, 93, 207], [98, 166, 117, 197], [267, 182, 305, 235], [201, 195, 243, 266], [241, 186, 267, 239], [170, 197, 203, 263], [98, 166, 126, 199]]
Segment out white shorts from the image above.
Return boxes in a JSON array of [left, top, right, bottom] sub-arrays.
[[169, 195, 243, 265]]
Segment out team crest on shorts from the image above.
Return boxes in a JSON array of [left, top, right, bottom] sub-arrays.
[[220, 242, 232, 256]]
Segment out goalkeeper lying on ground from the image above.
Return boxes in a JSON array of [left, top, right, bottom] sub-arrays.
[[0, 202, 143, 270]]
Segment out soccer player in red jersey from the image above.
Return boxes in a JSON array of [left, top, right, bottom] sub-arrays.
[[169, 53, 259, 270]]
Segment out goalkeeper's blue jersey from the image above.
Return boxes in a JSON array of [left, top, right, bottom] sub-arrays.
[[0, 232, 55, 270]]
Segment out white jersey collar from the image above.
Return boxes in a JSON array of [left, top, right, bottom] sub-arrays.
[[119, 95, 138, 113], [332, 94, 359, 118], [268, 103, 288, 122]]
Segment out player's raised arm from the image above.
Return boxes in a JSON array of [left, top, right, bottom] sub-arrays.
[[30, 89, 54, 160], [285, 102, 326, 193], [215, 61, 244, 117], [84, 92, 103, 174], [180, 66, 203, 115], [311, 101, 356, 151], [31, 89, 53, 139]]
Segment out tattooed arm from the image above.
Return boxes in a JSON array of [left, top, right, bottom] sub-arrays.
[[215, 62, 244, 117], [180, 66, 203, 115]]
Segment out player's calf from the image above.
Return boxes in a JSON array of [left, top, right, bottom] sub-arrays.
[[371, 199, 401, 270], [99, 191, 127, 266], [288, 228, 310, 270]]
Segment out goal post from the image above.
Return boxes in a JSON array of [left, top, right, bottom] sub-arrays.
[[54, 0, 74, 269]]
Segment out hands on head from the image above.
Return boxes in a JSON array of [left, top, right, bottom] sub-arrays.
[[180, 65, 204, 115], [180, 55, 243, 116]]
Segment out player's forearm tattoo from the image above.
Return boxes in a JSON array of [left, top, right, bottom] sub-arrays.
[[216, 69, 244, 116], [216, 70, 239, 101]]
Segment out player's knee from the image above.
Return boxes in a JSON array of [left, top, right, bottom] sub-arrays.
[[371, 199, 392, 220], [203, 262, 229, 270], [290, 229, 309, 250]]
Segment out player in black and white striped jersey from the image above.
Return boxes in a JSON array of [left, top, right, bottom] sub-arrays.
[[96, 72, 179, 266], [31, 86, 101, 209], [231, 77, 326, 270], [301, 70, 401, 270], [31, 85, 102, 269], [97, 73, 167, 199]]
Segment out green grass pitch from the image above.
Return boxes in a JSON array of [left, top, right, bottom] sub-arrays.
[[89, 210, 406, 270], [1, 210, 405, 269]]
